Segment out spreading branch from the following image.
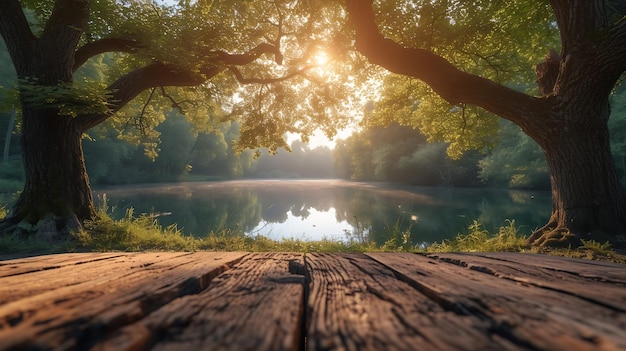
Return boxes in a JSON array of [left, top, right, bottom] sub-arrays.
[[211, 42, 283, 66], [159, 87, 190, 114], [228, 66, 309, 85], [344, 0, 545, 128], [75, 63, 222, 130], [75, 34, 295, 130], [74, 38, 143, 72]]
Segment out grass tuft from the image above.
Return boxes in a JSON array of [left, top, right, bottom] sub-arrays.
[[532, 239, 625, 263], [424, 219, 528, 253]]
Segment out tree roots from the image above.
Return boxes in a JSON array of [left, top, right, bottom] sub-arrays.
[[0, 214, 82, 242], [528, 222, 626, 249]]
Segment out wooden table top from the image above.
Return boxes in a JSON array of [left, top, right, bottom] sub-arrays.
[[0, 252, 624, 350]]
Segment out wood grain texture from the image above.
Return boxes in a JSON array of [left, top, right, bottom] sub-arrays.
[[0, 252, 623, 351], [101, 252, 306, 351], [455, 252, 626, 283], [306, 253, 521, 351], [426, 252, 626, 311], [0, 252, 247, 350], [367, 252, 626, 351]]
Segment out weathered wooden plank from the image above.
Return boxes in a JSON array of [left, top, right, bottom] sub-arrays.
[[98, 252, 305, 351], [0, 252, 126, 278], [367, 252, 626, 351], [426, 252, 626, 311], [306, 253, 525, 351], [455, 252, 626, 283], [0, 252, 201, 304], [0, 252, 246, 351]]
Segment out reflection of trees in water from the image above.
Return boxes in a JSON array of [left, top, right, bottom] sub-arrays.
[[103, 186, 265, 236], [188, 189, 264, 235], [100, 181, 551, 243], [253, 185, 336, 223], [331, 186, 551, 245]]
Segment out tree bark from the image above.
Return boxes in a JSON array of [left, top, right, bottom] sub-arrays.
[[5, 106, 95, 239], [3, 112, 15, 162], [527, 98, 626, 246]]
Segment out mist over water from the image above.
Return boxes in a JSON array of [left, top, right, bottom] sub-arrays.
[[95, 179, 551, 245]]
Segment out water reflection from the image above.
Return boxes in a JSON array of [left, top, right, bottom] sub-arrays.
[[95, 180, 551, 245]]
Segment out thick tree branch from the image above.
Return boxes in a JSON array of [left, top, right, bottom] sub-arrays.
[[551, 7, 626, 99], [212, 42, 283, 66], [74, 38, 143, 72], [550, 0, 608, 54], [75, 63, 222, 130], [0, 0, 35, 73], [228, 66, 309, 84], [41, 0, 89, 52], [345, 0, 544, 126], [75, 38, 289, 129]]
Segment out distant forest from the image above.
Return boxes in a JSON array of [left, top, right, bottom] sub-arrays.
[[1, 81, 625, 192]]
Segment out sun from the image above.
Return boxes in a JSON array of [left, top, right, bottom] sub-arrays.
[[312, 51, 330, 66]]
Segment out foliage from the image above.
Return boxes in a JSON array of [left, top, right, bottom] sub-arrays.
[[82, 115, 335, 184], [365, 0, 559, 158], [425, 219, 527, 253], [379, 217, 413, 252], [478, 120, 550, 190], [334, 123, 481, 186], [18, 78, 113, 117], [531, 239, 626, 263], [62, 0, 355, 153]]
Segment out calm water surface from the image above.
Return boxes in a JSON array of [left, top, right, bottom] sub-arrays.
[[95, 179, 551, 246]]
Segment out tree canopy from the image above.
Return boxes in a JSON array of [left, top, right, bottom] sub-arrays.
[[1, 0, 358, 154]]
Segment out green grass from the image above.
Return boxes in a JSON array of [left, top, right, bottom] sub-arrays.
[[532, 238, 625, 263], [423, 219, 528, 253]]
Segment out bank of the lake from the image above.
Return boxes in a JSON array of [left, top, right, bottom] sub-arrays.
[[93, 179, 551, 247]]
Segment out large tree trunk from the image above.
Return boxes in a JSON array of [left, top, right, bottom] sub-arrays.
[[0, 0, 95, 240], [2, 105, 95, 240], [527, 101, 626, 247]]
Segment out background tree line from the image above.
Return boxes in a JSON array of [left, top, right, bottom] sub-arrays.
[[1, 81, 624, 191], [1, 78, 625, 190], [0, 110, 336, 191]]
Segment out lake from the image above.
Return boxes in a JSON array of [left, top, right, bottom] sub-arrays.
[[95, 179, 551, 246]]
